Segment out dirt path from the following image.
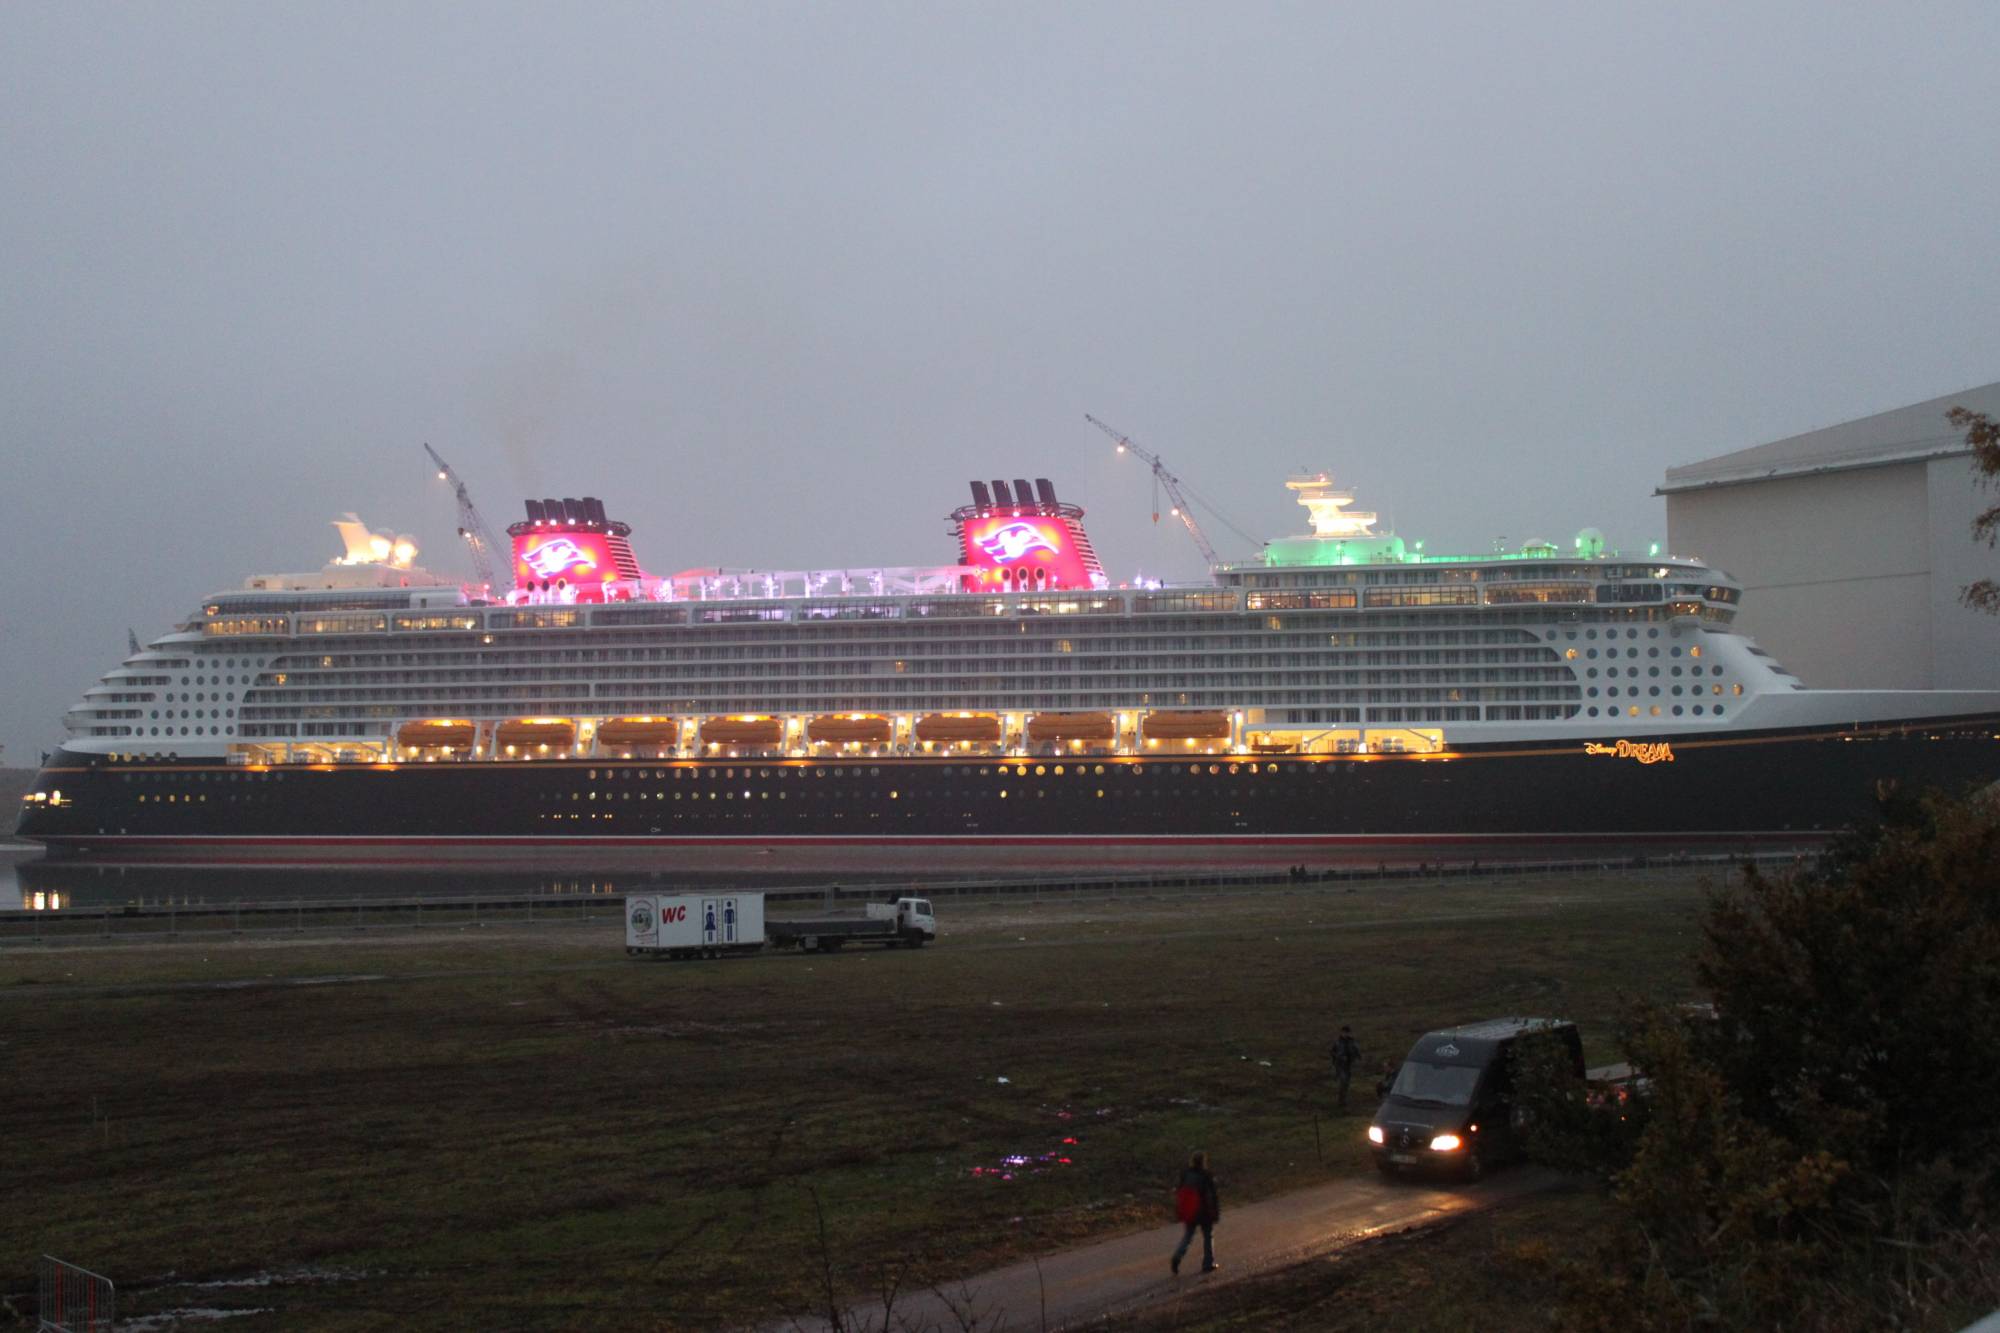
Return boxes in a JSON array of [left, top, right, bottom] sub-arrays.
[[778, 1167, 1560, 1332]]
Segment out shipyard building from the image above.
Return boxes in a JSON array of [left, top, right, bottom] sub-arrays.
[[1660, 382, 2000, 690]]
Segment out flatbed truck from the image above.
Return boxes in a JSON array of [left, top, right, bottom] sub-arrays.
[[624, 893, 937, 958], [768, 897, 937, 952]]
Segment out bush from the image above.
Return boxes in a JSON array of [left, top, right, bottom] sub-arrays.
[[1518, 790, 2000, 1329]]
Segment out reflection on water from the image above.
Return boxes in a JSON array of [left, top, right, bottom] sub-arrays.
[[2, 853, 916, 911]]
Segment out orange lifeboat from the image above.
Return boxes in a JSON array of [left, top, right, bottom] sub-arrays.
[[397, 719, 476, 749], [699, 716, 784, 747], [807, 714, 893, 745], [1025, 712, 1116, 743], [914, 713, 1003, 744], [1141, 711, 1232, 741], [495, 718, 576, 751], [595, 717, 681, 748]]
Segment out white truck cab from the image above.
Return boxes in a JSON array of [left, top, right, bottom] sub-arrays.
[[869, 897, 937, 943]]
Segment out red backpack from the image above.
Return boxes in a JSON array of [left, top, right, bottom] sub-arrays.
[[1175, 1183, 1201, 1224]]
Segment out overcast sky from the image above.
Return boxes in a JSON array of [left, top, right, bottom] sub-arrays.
[[3, 3, 1997, 764]]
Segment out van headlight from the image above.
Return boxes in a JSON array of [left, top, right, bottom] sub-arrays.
[[1428, 1133, 1462, 1152], [1367, 1125, 1384, 1144]]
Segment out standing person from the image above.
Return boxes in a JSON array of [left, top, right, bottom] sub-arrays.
[[1374, 1059, 1397, 1104], [1330, 1025, 1362, 1112], [1170, 1150, 1221, 1275]]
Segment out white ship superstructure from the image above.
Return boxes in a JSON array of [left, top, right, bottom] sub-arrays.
[[55, 477, 1990, 763]]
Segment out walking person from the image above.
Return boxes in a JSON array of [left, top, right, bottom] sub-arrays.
[[1330, 1025, 1362, 1113], [1170, 1150, 1221, 1276]]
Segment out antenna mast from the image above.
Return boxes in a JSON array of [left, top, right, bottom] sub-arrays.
[[423, 443, 509, 594]]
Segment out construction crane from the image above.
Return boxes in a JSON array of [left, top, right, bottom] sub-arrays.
[[1084, 413, 1221, 567], [423, 443, 509, 594]]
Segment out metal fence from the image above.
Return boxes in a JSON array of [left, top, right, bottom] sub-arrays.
[[0, 851, 1801, 949], [37, 1256, 114, 1333]]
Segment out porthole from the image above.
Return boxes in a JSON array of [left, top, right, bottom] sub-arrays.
[[1672, 706, 1684, 716], [1649, 706, 1662, 717], [1035, 766, 1046, 776]]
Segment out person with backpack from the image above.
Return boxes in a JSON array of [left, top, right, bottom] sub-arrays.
[[1170, 1150, 1221, 1275], [1330, 1025, 1362, 1112]]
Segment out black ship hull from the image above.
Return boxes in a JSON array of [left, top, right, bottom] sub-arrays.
[[18, 716, 2000, 870]]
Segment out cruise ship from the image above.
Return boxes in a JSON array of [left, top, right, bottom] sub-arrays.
[[18, 474, 2000, 869]]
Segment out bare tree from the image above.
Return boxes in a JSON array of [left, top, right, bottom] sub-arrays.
[[1947, 406, 2000, 614]]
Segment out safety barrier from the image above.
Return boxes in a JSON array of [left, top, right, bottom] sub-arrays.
[[37, 1256, 114, 1333]]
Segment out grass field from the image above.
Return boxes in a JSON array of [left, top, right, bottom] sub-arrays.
[[0, 870, 1711, 1330]]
